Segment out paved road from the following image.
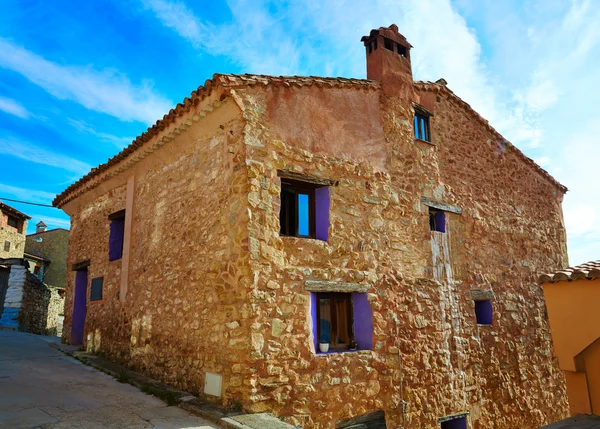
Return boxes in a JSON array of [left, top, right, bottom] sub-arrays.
[[0, 330, 219, 429]]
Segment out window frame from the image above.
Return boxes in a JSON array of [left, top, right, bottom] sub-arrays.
[[280, 179, 318, 239], [413, 105, 432, 143], [316, 292, 354, 351]]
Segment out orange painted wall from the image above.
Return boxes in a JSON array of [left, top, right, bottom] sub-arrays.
[[544, 278, 600, 415], [564, 371, 591, 415]]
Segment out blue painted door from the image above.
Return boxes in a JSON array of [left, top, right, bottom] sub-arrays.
[[71, 269, 88, 345]]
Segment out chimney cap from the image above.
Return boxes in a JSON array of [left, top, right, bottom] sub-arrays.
[[361, 24, 413, 48]]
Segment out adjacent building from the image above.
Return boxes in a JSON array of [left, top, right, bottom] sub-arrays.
[[25, 222, 70, 289], [54, 25, 570, 428], [541, 261, 600, 417], [0, 201, 30, 259]]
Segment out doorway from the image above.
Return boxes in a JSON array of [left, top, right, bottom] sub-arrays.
[[71, 268, 88, 345]]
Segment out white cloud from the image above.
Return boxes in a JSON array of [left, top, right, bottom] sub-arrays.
[[28, 214, 71, 230], [0, 137, 92, 177], [67, 118, 133, 149], [0, 37, 172, 124], [0, 95, 29, 119]]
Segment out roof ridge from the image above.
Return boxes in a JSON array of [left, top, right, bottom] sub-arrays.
[[414, 81, 567, 193]]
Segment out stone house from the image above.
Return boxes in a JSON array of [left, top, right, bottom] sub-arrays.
[[0, 200, 30, 259], [541, 261, 600, 417], [25, 222, 70, 289], [54, 25, 570, 428]]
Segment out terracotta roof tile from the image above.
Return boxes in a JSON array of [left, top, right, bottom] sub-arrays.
[[0, 201, 31, 220], [53, 74, 379, 208], [414, 80, 567, 194], [539, 260, 600, 283]]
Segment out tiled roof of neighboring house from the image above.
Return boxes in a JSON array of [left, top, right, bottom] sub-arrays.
[[415, 80, 567, 193], [24, 252, 51, 263], [26, 228, 70, 237], [53, 73, 565, 207], [539, 261, 600, 283], [52, 73, 379, 208], [0, 201, 31, 220]]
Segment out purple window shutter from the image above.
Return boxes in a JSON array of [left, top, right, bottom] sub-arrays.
[[310, 293, 318, 352], [435, 211, 446, 233], [109, 218, 125, 261], [315, 187, 330, 241], [475, 300, 493, 325], [353, 293, 373, 350]]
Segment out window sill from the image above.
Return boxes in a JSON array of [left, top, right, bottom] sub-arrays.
[[315, 349, 371, 356], [414, 138, 435, 146], [108, 258, 122, 262], [280, 235, 327, 243]]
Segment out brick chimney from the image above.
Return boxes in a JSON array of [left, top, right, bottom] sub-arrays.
[[361, 24, 413, 97], [36, 221, 47, 234]]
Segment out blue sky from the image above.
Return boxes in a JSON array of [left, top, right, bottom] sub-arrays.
[[0, 0, 597, 266]]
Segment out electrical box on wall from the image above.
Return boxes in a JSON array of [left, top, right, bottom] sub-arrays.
[[204, 372, 222, 397]]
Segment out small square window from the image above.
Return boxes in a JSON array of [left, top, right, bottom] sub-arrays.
[[3, 241, 10, 252], [108, 210, 125, 261], [7, 216, 18, 228], [429, 208, 446, 233], [90, 277, 103, 301], [414, 111, 431, 142], [279, 178, 329, 241], [312, 292, 373, 353], [475, 299, 493, 325]]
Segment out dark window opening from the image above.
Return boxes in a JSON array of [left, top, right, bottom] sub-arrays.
[[108, 210, 125, 261], [441, 416, 467, 429], [317, 293, 353, 350], [33, 265, 41, 275], [279, 178, 329, 241], [384, 37, 394, 51], [397, 43, 407, 57], [90, 277, 103, 301], [475, 300, 493, 325], [414, 111, 431, 142], [429, 208, 446, 233], [7, 216, 18, 228], [3, 241, 10, 252]]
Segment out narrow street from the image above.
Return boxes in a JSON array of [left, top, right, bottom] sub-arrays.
[[0, 330, 219, 429]]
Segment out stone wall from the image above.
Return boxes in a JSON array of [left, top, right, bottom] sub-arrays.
[[234, 82, 569, 428], [46, 286, 64, 336], [0, 263, 27, 328], [0, 226, 26, 259], [19, 272, 51, 335], [61, 97, 253, 398]]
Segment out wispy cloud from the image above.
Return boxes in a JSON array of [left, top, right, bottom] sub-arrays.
[[67, 118, 133, 149], [28, 214, 71, 230], [0, 183, 56, 204], [0, 37, 172, 124], [0, 95, 29, 119], [0, 137, 92, 176]]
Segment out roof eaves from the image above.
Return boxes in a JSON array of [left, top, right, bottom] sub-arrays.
[[539, 260, 600, 283]]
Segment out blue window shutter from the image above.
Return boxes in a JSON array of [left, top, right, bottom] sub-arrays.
[[353, 293, 373, 350], [435, 211, 446, 233], [475, 300, 493, 325], [315, 187, 330, 241]]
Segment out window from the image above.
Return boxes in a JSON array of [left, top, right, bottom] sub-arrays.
[[3, 241, 10, 252], [279, 178, 330, 241], [90, 277, 103, 301], [429, 208, 446, 233], [108, 210, 125, 261], [7, 215, 18, 228], [414, 111, 431, 142], [33, 265, 41, 276], [312, 292, 373, 353], [475, 299, 493, 325], [441, 416, 467, 429]]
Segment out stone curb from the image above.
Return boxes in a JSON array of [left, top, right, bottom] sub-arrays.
[[48, 341, 246, 427]]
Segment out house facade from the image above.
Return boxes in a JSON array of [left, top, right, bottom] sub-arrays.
[[55, 25, 569, 428], [25, 222, 70, 289], [0, 201, 30, 259]]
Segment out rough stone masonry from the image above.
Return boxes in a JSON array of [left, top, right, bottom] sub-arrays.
[[54, 25, 569, 428]]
